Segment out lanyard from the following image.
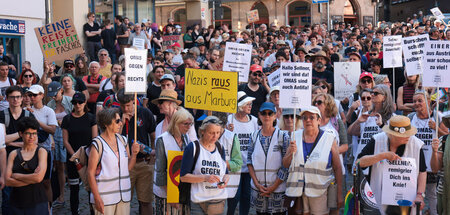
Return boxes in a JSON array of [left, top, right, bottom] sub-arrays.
[[303, 129, 323, 161]]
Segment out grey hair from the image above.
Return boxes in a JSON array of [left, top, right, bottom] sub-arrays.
[[168, 107, 194, 137], [198, 116, 223, 138], [98, 49, 109, 57], [372, 84, 394, 124], [89, 61, 100, 68], [97, 108, 120, 132], [374, 74, 388, 85]]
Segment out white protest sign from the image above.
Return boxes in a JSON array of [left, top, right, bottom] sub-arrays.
[[279, 62, 312, 109], [333, 62, 360, 100], [430, 7, 445, 20], [402, 34, 429, 76], [124, 48, 147, 94], [422, 41, 450, 88], [381, 158, 417, 206], [268, 69, 280, 87], [223, 42, 253, 82], [132, 38, 145, 50], [383, 35, 403, 68]]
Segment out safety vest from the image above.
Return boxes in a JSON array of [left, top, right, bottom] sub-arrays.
[[410, 113, 440, 172], [218, 129, 241, 198], [90, 135, 131, 205], [250, 128, 286, 193], [153, 132, 189, 198], [286, 129, 335, 197], [370, 132, 423, 215]]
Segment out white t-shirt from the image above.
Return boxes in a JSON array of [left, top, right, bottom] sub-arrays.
[[0, 78, 16, 111], [0, 123, 5, 149], [99, 78, 113, 92], [173, 54, 183, 65], [32, 105, 58, 150], [227, 114, 259, 172]]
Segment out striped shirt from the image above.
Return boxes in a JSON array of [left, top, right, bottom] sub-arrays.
[[437, 135, 448, 194]]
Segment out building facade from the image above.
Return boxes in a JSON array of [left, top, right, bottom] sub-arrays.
[[380, 0, 449, 22], [155, 0, 377, 30]]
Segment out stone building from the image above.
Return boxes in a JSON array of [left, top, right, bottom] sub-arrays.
[[155, 0, 377, 30], [380, 0, 449, 22]]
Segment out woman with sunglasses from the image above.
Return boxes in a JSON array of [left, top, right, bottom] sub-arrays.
[[180, 116, 229, 215], [348, 84, 395, 158], [17, 69, 37, 91], [61, 93, 98, 215], [397, 73, 420, 116], [314, 80, 346, 122], [154, 108, 193, 214], [5, 117, 49, 214], [283, 107, 343, 215], [279, 109, 302, 133], [346, 72, 375, 124], [88, 108, 140, 215], [248, 102, 289, 215]]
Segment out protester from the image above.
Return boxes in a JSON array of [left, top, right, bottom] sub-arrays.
[[278, 108, 302, 133], [238, 64, 269, 117], [0, 62, 16, 111], [83, 12, 102, 62], [397, 74, 420, 115], [17, 69, 37, 91], [83, 61, 107, 113]]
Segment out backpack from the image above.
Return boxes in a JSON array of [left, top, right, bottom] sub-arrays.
[[87, 75, 103, 84], [178, 140, 225, 204], [101, 78, 111, 91], [69, 133, 127, 192], [4, 109, 30, 128]]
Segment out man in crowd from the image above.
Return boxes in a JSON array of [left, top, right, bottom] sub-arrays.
[[163, 49, 179, 74], [0, 62, 16, 111], [83, 61, 106, 114], [115, 15, 129, 55], [83, 12, 102, 62], [128, 23, 150, 49], [238, 64, 269, 117], [100, 19, 117, 64], [97, 49, 112, 78]]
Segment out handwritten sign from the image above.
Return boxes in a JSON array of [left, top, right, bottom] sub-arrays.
[[124, 48, 147, 94], [223, 42, 252, 82], [383, 35, 403, 68], [333, 62, 360, 100], [247, 10, 259, 23], [430, 7, 445, 20], [132, 38, 145, 50], [401, 34, 429, 76], [34, 18, 83, 62], [167, 150, 183, 203], [422, 41, 450, 88], [184, 68, 238, 113], [162, 35, 181, 50], [279, 62, 312, 109], [381, 158, 417, 205], [268, 69, 280, 87]]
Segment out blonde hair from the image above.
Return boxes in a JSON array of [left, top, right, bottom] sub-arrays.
[[167, 107, 194, 137], [312, 93, 338, 118]]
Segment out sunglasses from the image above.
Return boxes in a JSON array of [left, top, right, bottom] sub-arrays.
[[114, 118, 121, 124], [369, 53, 378, 56], [100, 53, 108, 56], [360, 79, 372, 84], [65, 65, 74, 68], [301, 115, 317, 121], [313, 100, 323, 106], [24, 75, 33, 78], [28, 94, 39, 98], [252, 72, 262, 77], [260, 111, 274, 116], [319, 85, 327, 89], [361, 96, 371, 101], [72, 100, 84, 105], [372, 91, 383, 96], [283, 115, 297, 119]]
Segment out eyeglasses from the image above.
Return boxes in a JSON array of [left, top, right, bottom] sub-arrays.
[[301, 115, 317, 121], [114, 118, 121, 124], [252, 72, 262, 77], [360, 79, 372, 84], [7, 95, 22, 100], [72, 101, 84, 105], [24, 75, 33, 78], [182, 122, 194, 127], [371, 91, 384, 96], [361, 96, 371, 101], [260, 111, 274, 116], [313, 100, 323, 106], [369, 53, 378, 56], [23, 132, 37, 137], [100, 53, 108, 56]]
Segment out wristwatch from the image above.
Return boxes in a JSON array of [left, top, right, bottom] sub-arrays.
[[417, 192, 425, 198]]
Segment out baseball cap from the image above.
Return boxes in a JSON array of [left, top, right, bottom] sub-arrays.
[[47, 81, 62, 97], [300, 106, 321, 118], [64, 59, 75, 66], [160, 74, 175, 83], [27, 85, 45, 95], [259, 102, 276, 113], [359, 71, 374, 80], [72, 92, 86, 103], [163, 49, 174, 54], [237, 91, 255, 107], [170, 42, 181, 48], [282, 108, 301, 116], [373, 38, 382, 43], [250, 64, 263, 73], [349, 52, 361, 59], [276, 40, 286, 45]]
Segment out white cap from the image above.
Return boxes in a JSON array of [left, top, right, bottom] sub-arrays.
[[27, 85, 44, 94], [299, 106, 322, 118]]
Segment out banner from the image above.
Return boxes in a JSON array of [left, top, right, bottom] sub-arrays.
[[401, 34, 429, 76], [34, 18, 83, 62], [223, 42, 252, 82], [184, 68, 238, 113], [430, 7, 445, 20], [279, 62, 312, 109], [162, 35, 181, 50], [246, 10, 259, 23], [381, 158, 417, 206], [124, 48, 147, 94], [167, 150, 184, 203], [383, 35, 403, 68], [333, 62, 360, 100], [422, 41, 450, 88], [268, 69, 280, 87]]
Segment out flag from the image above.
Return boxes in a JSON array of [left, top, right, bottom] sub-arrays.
[[354, 164, 381, 215], [344, 187, 356, 215], [167, 150, 184, 203]]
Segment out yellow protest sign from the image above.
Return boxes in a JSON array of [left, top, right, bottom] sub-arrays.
[[167, 150, 184, 203], [184, 68, 238, 113]]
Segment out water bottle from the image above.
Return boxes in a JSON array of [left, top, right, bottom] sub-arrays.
[[74, 158, 83, 170]]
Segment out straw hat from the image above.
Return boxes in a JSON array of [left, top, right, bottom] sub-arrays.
[[382, 115, 417, 138], [151, 89, 182, 105], [311, 51, 330, 63]]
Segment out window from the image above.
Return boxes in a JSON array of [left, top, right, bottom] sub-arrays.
[[173, 9, 186, 29], [287, 1, 311, 28], [213, 6, 232, 28]]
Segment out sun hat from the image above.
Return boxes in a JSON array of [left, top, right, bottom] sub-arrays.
[[299, 106, 322, 118], [382, 115, 417, 137], [151, 89, 182, 105], [237, 91, 255, 107], [311, 51, 330, 62]]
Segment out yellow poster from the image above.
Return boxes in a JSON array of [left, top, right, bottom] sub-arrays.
[[184, 68, 238, 113], [167, 150, 184, 203]]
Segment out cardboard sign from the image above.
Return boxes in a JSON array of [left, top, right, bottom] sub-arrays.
[[401, 34, 429, 76], [247, 10, 259, 23], [279, 62, 312, 109], [381, 158, 417, 206], [430, 7, 445, 20], [124, 48, 147, 94], [422, 41, 450, 88], [167, 150, 184, 203], [383, 35, 403, 68], [268, 69, 280, 87], [34, 18, 83, 62], [333, 62, 360, 100], [184, 68, 238, 113], [223, 42, 253, 82], [162, 35, 181, 50]]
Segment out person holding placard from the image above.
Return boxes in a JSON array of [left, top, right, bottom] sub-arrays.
[[278, 108, 302, 134], [357, 115, 427, 214]]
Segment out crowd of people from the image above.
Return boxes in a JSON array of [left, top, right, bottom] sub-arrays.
[[0, 8, 449, 215]]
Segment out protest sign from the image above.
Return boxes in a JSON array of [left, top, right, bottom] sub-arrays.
[[279, 62, 312, 109], [381, 158, 417, 205], [268, 69, 280, 87], [383, 35, 403, 68], [422, 41, 450, 88], [333, 62, 360, 100], [132, 38, 145, 50], [184, 68, 238, 113], [162, 35, 181, 50], [223, 42, 252, 82], [430, 7, 445, 20], [34, 18, 83, 62], [167, 150, 184, 203], [247, 10, 259, 23], [124, 48, 147, 94], [401, 34, 429, 76]]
